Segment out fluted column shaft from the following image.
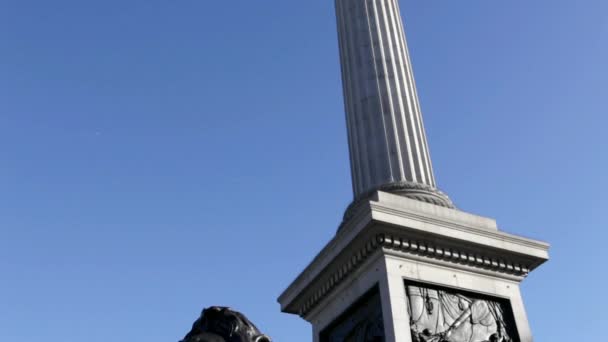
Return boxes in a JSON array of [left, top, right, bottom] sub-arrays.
[[336, 0, 437, 199]]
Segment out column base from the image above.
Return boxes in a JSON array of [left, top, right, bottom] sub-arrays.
[[341, 182, 454, 232]]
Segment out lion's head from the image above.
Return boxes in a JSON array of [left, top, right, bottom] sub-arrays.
[[180, 307, 271, 342]]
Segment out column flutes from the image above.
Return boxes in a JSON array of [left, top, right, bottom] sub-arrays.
[[335, 0, 452, 208]]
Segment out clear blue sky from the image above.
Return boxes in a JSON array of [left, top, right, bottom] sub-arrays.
[[1, 0, 606, 341]]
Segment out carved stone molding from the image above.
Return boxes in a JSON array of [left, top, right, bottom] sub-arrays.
[[297, 233, 532, 317], [377, 234, 531, 276], [299, 238, 382, 316], [340, 182, 455, 231]]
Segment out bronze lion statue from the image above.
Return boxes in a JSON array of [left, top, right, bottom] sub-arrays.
[[180, 306, 271, 342]]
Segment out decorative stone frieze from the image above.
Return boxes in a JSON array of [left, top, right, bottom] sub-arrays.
[[296, 231, 535, 317]]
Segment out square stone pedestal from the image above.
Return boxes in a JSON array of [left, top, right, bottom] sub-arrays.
[[278, 191, 549, 342]]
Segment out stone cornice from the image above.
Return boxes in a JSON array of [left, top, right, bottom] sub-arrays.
[[371, 202, 550, 254], [377, 234, 533, 277], [291, 231, 541, 317], [297, 237, 382, 316], [278, 192, 550, 317]]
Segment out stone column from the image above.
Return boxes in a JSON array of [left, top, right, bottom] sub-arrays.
[[335, 0, 452, 208]]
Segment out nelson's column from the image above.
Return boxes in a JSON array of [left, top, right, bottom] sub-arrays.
[[278, 1, 549, 342]]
